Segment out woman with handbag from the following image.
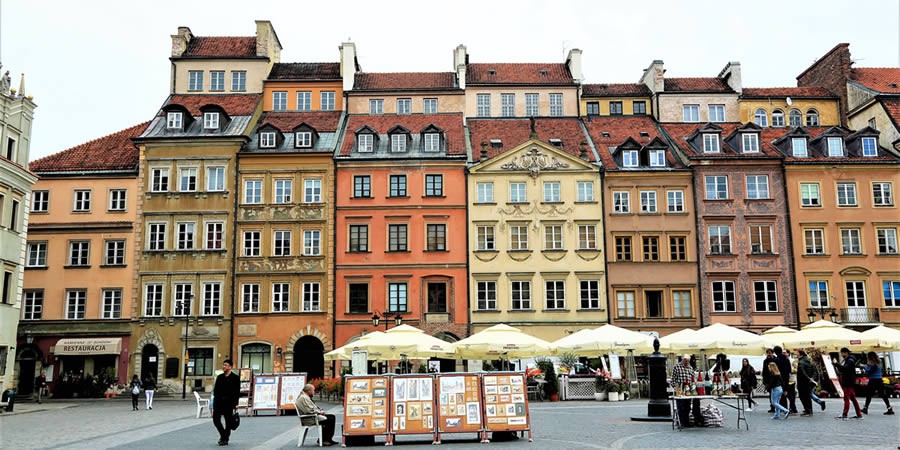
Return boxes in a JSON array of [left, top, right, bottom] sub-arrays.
[[739, 358, 758, 411], [129, 375, 142, 411]]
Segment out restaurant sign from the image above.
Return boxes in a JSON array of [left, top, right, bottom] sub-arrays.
[[54, 338, 122, 355]]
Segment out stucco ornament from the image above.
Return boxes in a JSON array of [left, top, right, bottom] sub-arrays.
[[500, 147, 569, 177]]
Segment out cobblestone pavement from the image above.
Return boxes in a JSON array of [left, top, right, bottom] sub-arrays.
[[1, 397, 898, 449]]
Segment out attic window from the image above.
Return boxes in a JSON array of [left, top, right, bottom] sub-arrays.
[[203, 112, 219, 129], [860, 137, 877, 157], [423, 133, 440, 152], [549, 138, 563, 148], [702, 133, 720, 153], [260, 131, 277, 148], [167, 112, 183, 129], [296, 132, 312, 148], [488, 70, 496, 76], [391, 134, 407, 152], [826, 137, 844, 157], [357, 134, 374, 152], [741, 133, 759, 153], [601, 132, 611, 138], [639, 132, 650, 138], [490, 139, 502, 148], [540, 70, 548, 77]]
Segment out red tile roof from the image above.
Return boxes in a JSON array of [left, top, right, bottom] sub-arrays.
[[660, 122, 781, 158], [29, 122, 149, 173], [880, 98, 900, 130], [269, 63, 341, 80], [741, 87, 836, 98], [182, 36, 257, 58], [582, 83, 651, 97], [466, 63, 574, 85], [582, 116, 682, 169], [258, 111, 342, 132], [851, 68, 900, 94], [339, 113, 465, 156], [353, 72, 458, 91], [664, 77, 733, 93], [165, 94, 262, 116], [467, 118, 594, 162]]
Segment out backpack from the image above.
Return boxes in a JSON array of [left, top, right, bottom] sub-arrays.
[[132, 385, 140, 395]]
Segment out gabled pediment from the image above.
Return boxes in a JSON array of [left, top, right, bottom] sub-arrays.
[[469, 139, 596, 175]]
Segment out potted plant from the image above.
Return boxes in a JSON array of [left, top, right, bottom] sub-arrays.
[[557, 352, 579, 375], [594, 369, 610, 401], [536, 358, 559, 401]]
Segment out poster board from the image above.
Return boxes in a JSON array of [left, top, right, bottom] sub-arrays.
[[238, 368, 253, 410], [344, 375, 390, 436], [436, 374, 481, 434], [252, 374, 279, 413], [481, 372, 530, 432], [278, 373, 308, 411], [821, 354, 844, 398], [391, 375, 436, 435]]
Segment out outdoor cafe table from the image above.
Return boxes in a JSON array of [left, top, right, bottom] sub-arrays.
[[668, 394, 749, 431]]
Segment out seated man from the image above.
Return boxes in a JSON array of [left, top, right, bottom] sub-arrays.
[[295, 383, 338, 446]]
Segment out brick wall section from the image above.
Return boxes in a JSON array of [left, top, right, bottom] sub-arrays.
[[797, 43, 852, 126]]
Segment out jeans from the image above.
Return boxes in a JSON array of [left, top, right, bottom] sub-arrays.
[[770, 386, 788, 417]]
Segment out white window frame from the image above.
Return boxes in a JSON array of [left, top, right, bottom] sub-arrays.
[[260, 132, 277, 148], [272, 283, 291, 312], [510, 280, 531, 310], [873, 182, 893, 206], [525, 93, 539, 116], [178, 167, 198, 192], [791, 138, 808, 157], [509, 224, 529, 250], [27, 242, 47, 267], [804, 228, 825, 255], [207, 166, 225, 192], [244, 179, 262, 204], [273, 91, 288, 110], [545, 280, 566, 309], [144, 284, 163, 317], [836, 182, 858, 207], [390, 134, 407, 152], [321, 91, 336, 111], [303, 230, 321, 256], [147, 223, 166, 251], [708, 104, 725, 122], [210, 71, 225, 91], [640, 191, 657, 213], [396, 98, 411, 115], [476, 225, 495, 251], [509, 182, 527, 203], [274, 179, 293, 204], [754, 280, 778, 312], [702, 134, 720, 153], [742, 133, 759, 153], [705, 175, 728, 200], [544, 225, 563, 250], [243, 230, 261, 257], [754, 109, 768, 127], [302, 282, 321, 312], [861, 137, 877, 157], [202, 282, 222, 316], [369, 99, 384, 114], [108, 189, 127, 211], [667, 190, 685, 213], [476, 281, 497, 310], [176, 222, 195, 250], [617, 291, 635, 318], [876, 228, 898, 255], [649, 150, 665, 167], [31, 190, 49, 213], [613, 191, 631, 213], [68, 241, 90, 266], [166, 111, 183, 129], [296, 91, 311, 111], [357, 134, 374, 152], [476, 94, 491, 117], [809, 281, 829, 308], [241, 283, 260, 313], [683, 104, 700, 122], [543, 182, 560, 202], [203, 112, 219, 129], [273, 230, 292, 256], [423, 133, 440, 152], [712, 280, 736, 312], [231, 71, 246, 92], [501, 93, 515, 116], [578, 224, 597, 250], [104, 239, 126, 265], [304, 179, 322, 203], [577, 181, 594, 202], [188, 70, 203, 91], [800, 183, 821, 207], [622, 150, 639, 167], [295, 131, 313, 148], [423, 98, 438, 114], [549, 93, 563, 116], [73, 189, 92, 212], [23, 290, 43, 320], [827, 137, 844, 157], [66, 289, 86, 320], [205, 222, 224, 250], [841, 228, 862, 255], [771, 110, 785, 127], [746, 175, 770, 199], [476, 182, 494, 203], [708, 225, 732, 254]]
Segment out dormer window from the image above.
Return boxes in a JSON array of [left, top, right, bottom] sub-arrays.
[[649, 150, 665, 167], [167, 112, 183, 129], [490, 139, 502, 148], [772, 109, 785, 127], [203, 112, 219, 129], [827, 137, 843, 157], [742, 133, 759, 153], [357, 134, 374, 152], [260, 132, 277, 148], [391, 134, 407, 152], [622, 150, 639, 167], [549, 138, 563, 148], [791, 138, 808, 157], [861, 137, 877, 157], [296, 132, 312, 148], [423, 133, 440, 152], [702, 134, 720, 153]]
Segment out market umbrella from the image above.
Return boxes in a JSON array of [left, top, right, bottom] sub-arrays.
[[658, 328, 699, 353], [451, 324, 555, 359], [661, 323, 767, 354], [324, 331, 384, 361], [860, 325, 900, 351], [325, 326, 455, 360], [552, 324, 655, 356], [780, 320, 879, 351], [761, 325, 797, 348]]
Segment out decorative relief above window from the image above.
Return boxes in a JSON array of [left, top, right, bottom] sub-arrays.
[[500, 147, 569, 177]]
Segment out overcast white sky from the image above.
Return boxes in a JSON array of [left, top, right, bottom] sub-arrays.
[[2, 0, 898, 161]]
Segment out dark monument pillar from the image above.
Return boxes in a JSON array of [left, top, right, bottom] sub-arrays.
[[631, 338, 672, 422]]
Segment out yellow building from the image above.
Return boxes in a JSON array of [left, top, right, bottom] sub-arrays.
[[580, 83, 652, 117], [740, 87, 840, 128]]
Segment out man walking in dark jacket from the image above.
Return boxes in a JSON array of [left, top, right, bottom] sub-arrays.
[[212, 359, 242, 445], [835, 348, 862, 420], [797, 349, 826, 415]]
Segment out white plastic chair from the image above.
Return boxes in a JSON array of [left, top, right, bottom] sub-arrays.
[[193, 391, 210, 418], [297, 414, 323, 447]]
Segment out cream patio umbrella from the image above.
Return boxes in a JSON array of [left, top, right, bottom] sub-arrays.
[[451, 324, 555, 359], [658, 328, 699, 353], [325, 326, 455, 360], [780, 320, 880, 351], [661, 323, 767, 354], [552, 324, 655, 356], [761, 325, 797, 348], [324, 331, 384, 361], [860, 325, 900, 351]]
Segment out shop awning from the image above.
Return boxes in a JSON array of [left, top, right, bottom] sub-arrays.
[[54, 338, 122, 355]]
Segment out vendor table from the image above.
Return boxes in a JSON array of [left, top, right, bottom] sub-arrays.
[[668, 395, 748, 431]]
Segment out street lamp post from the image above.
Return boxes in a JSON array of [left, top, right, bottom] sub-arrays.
[[176, 296, 193, 400], [371, 311, 403, 331], [807, 295, 838, 324]]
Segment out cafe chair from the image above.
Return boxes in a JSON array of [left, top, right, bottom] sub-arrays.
[[193, 391, 210, 418], [297, 414, 324, 447]]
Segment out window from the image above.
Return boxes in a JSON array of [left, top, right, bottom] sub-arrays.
[[203, 112, 219, 129], [617, 291, 635, 317], [746, 175, 770, 199], [390, 134, 407, 152], [579, 280, 600, 309], [586, 102, 599, 116], [622, 150, 639, 167], [104, 240, 126, 265], [861, 137, 878, 157], [789, 109, 802, 127], [177, 222, 195, 250], [615, 236, 632, 261], [166, 112, 183, 129], [577, 182, 594, 202], [396, 98, 411, 115], [188, 348, 214, 376], [644, 291, 663, 318], [545, 280, 566, 309], [353, 175, 371, 198], [708, 225, 731, 254], [273, 230, 292, 256], [501, 94, 515, 116], [827, 137, 844, 157], [179, 167, 197, 192], [640, 191, 657, 213], [868, 117, 877, 130], [349, 225, 368, 252], [670, 236, 687, 261], [295, 131, 312, 148], [511, 281, 531, 310], [210, 71, 225, 91], [543, 182, 560, 202], [649, 150, 666, 167], [206, 222, 224, 250], [207, 167, 225, 192], [425, 174, 443, 196], [873, 182, 893, 206], [369, 99, 384, 114], [549, 93, 563, 116], [427, 224, 447, 251], [476, 182, 494, 203], [260, 132, 277, 148], [23, 290, 42, 320], [31, 190, 48, 213], [173, 284, 193, 316], [476, 94, 491, 117], [708, 104, 725, 122], [633, 101, 647, 115], [348, 283, 369, 313], [771, 109, 785, 127], [477, 281, 497, 310], [673, 290, 692, 318], [525, 93, 539, 116], [884, 281, 900, 307], [754, 109, 768, 127], [804, 228, 825, 255], [388, 283, 408, 312], [144, 284, 163, 317], [613, 191, 630, 213], [231, 71, 246, 91], [188, 70, 203, 91], [423, 98, 438, 114], [544, 225, 563, 250], [423, 133, 440, 152], [643, 236, 659, 261], [274, 179, 292, 204], [390, 175, 407, 197], [841, 228, 862, 254], [148, 223, 166, 251], [243, 231, 260, 257], [301, 229, 321, 256], [876, 228, 898, 254], [66, 290, 86, 320], [846, 281, 867, 307], [703, 134, 720, 153], [68, 241, 90, 266], [806, 109, 819, 126], [749, 224, 773, 254], [667, 190, 685, 212], [357, 134, 374, 152], [609, 101, 623, 116], [27, 242, 47, 267], [321, 91, 335, 110], [791, 138, 808, 157], [578, 225, 597, 250], [272, 283, 290, 312], [705, 175, 728, 200], [302, 283, 320, 312], [712, 281, 736, 312], [836, 182, 857, 206], [800, 183, 821, 206], [809, 281, 829, 308], [73, 190, 91, 211], [476, 225, 495, 251], [108, 189, 127, 211], [683, 105, 700, 122], [304, 179, 322, 203], [8, 199, 18, 232], [754, 280, 778, 312], [388, 224, 408, 251], [742, 133, 759, 153], [509, 182, 527, 203], [509, 225, 529, 250], [296, 91, 311, 111]]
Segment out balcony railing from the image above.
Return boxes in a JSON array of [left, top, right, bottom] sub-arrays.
[[838, 308, 880, 324]]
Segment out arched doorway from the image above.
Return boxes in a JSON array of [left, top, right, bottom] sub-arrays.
[[293, 336, 324, 380], [16, 347, 40, 395], [140, 344, 158, 381]]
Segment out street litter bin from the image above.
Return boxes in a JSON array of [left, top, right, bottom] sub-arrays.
[[2, 388, 15, 412]]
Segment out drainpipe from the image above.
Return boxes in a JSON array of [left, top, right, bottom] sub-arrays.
[[229, 152, 240, 362], [780, 163, 800, 329]]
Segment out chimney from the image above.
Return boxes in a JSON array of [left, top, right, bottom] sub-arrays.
[[718, 61, 742, 94], [171, 26, 193, 57], [640, 60, 665, 93], [255, 20, 282, 62], [340, 41, 359, 92], [566, 48, 583, 83], [454, 44, 468, 89]]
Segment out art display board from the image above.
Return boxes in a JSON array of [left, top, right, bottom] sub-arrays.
[[251, 374, 279, 413], [821, 354, 844, 398], [435, 373, 482, 438], [390, 375, 436, 436], [480, 372, 531, 437], [343, 375, 391, 438], [278, 373, 308, 411], [238, 368, 253, 411]]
